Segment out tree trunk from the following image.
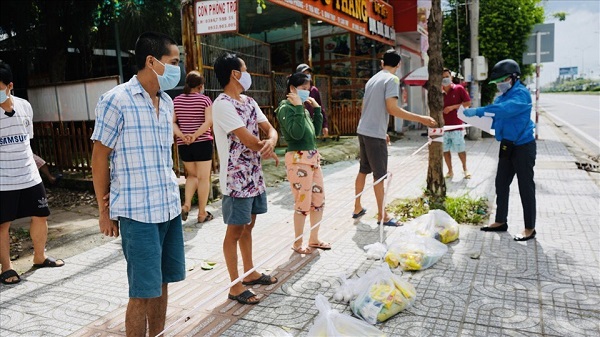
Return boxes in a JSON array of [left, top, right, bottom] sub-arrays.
[[425, 0, 446, 205]]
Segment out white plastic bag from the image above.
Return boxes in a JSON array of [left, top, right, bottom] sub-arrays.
[[408, 209, 460, 243], [350, 265, 417, 324], [307, 294, 385, 336], [364, 242, 387, 260], [385, 235, 448, 271]]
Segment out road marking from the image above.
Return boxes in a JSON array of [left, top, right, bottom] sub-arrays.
[[542, 97, 600, 112], [542, 108, 600, 150]]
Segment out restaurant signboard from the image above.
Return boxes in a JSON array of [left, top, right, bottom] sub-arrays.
[[270, 0, 395, 45]]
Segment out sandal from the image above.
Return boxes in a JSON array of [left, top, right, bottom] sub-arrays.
[[445, 173, 454, 179], [242, 273, 278, 286], [228, 289, 260, 305], [464, 171, 472, 179], [291, 246, 313, 254], [197, 211, 214, 223], [32, 257, 65, 268], [0, 269, 21, 285], [181, 205, 190, 221], [308, 242, 332, 250]]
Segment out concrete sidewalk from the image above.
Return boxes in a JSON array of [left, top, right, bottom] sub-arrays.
[[1, 114, 598, 337]]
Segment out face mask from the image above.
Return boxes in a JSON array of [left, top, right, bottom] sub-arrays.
[[152, 58, 181, 91], [235, 71, 252, 91], [442, 78, 452, 86], [497, 81, 512, 94], [0, 87, 9, 104], [297, 89, 310, 103], [306, 74, 312, 81]]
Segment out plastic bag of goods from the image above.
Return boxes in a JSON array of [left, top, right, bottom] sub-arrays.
[[350, 265, 417, 324], [408, 209, 460, 243], [384, 235, 448, 271], [307, 294, 385, 336]]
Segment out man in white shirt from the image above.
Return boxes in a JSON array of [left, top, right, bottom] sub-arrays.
[[0, 61, 64, 285]]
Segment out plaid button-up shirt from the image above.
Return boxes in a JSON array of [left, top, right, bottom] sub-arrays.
[[91, 76, 181, 223]]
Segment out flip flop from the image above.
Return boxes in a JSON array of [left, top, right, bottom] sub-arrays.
[[242, 273, 278, 286], [352, 208, 367, 219], [377, 218, 400, 227], [32, 257, 65, 268], [200, 261, 215, 270], [291, 246, 313, 254], [181, 205, 190, 221], [197, 211, 214, 223], [308, 242, 332, 250], [0, 269, 21, 285], [228, 289, 260, 305]]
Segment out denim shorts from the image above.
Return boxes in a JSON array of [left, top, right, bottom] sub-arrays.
[[222, 192, 267, 225], [443, 130, 466, 153], [119, 215, 186, 298]]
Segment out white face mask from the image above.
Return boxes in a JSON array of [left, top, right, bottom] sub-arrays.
[[497, 81, 512, 94], [235, 71, 252, 91], [442, 78, 452, 87]]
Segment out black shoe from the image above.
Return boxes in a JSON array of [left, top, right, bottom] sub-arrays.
[[514, 230, 536, 241], [480, 223, 508, 232]]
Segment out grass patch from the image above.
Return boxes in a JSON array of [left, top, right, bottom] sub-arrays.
[[388, 195, 489, 225]]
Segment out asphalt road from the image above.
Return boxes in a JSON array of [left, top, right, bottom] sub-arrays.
[[538, 93, 600, 154]]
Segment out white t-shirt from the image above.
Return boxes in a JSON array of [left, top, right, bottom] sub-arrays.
[[0, 96, 42, 191], [212, 94, 268, 198]]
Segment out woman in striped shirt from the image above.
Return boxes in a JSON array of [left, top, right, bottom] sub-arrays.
[[173, 71, 214, 223]]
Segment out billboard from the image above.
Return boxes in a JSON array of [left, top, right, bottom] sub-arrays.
[[559, 67, 578, 76], [195, 0, 238, 35], [270, 0, 395, 45]]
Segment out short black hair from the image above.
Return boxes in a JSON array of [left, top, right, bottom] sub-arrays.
[[134, 32, 177, 70], [383, 49, 401, 67], [443, 68, 452, 76], [214, 52, 242, 88], [0, 61, 13, 85], [286, 72, 310, 94]]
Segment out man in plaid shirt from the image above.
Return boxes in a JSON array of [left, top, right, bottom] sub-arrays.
[[91, 32, 184, 337]]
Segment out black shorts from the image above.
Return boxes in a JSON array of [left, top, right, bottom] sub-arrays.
[[358, 134, 388, 180], [0, 182, 51, 223], [178, 140, 214, 162]]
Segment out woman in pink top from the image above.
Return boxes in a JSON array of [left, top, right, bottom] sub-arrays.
[[173, 71, 214, 223]]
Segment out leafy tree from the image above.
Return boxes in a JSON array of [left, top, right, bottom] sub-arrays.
[[442, 0, 544, 105], [0, 0, 182, 84]]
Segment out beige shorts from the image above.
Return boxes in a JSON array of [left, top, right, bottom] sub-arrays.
[[285, 151, 325, 214]]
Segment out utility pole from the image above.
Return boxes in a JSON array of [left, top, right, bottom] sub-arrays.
[[468, 0, 481, 140]]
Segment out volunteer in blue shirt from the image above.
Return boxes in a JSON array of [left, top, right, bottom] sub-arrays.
[[464, 59, 536, 241]]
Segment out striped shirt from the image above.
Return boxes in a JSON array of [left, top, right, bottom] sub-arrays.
[[0, 96, 42, 191], [173, 93, 213, 145], [91, 76, 181, 223]]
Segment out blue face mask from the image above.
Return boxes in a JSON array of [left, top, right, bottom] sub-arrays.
[[153, 58, 181, 91], [0, 87, 9, 103], [297, 89, 310, 103]]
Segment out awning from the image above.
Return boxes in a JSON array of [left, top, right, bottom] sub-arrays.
[[401, 66, 428, 86]]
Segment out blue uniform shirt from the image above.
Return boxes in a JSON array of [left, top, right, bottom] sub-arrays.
[[475, 80, 534, 145]]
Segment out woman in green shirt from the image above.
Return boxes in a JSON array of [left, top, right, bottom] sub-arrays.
[[276, 73, 331, 254]]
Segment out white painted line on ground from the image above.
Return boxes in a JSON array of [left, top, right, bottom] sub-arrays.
[[542, 108, 600, 150], [542, 96, 600, 112]]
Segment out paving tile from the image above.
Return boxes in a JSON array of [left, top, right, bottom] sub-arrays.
[[463, 294, 543, 334], [536, 259, 600, 288], [379, 314, 461, 337], [240, 293, 319, 330], [460, 323, 540, 337], [540, 282, 600, 311], [541, 304, 600, 337], [471, 272, 539, 304], [221, 319, 301, 337]]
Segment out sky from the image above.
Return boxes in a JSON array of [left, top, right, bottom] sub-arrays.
[[539, 0, 600, 85]]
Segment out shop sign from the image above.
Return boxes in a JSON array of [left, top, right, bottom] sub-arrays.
[[270, 0, 395, 45], [194, 0, 238, 35]]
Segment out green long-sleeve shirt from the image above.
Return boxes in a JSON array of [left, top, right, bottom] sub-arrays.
[[276, 99, 323, 152]]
